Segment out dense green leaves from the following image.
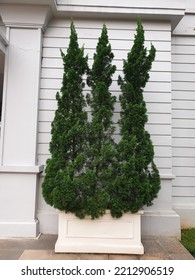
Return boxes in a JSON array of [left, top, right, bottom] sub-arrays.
[[42, 22, 89, 211], [86, 24, 116, 176], [109, 19, 161, 217], [42, 23, 116, 219], [82, 24, 116, 218], [42, 20, 160, 220]]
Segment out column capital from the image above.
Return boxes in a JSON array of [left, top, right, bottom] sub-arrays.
[[0, 4, 52, 31]]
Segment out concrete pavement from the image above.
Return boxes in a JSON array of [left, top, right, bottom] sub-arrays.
[[0, 234, 194, 260]]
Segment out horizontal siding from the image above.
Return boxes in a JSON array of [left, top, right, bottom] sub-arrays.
[[42, 57, 171, 73], [172, 35, 195, 209], [41, 68, 171, 82], [40, 78, 171, 93], [38, 18, 172, 175], [39, 110, 171, 124]]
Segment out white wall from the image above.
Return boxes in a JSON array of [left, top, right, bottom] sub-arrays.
[[172, 35, 195, 227], [171, 0, 195, 228]]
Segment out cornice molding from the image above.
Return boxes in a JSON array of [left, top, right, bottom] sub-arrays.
[[56, 0, 186, 30], [0, 4, 53, 31], [0, 0, 187, 31]]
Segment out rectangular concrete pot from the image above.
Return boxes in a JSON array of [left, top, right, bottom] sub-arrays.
[[55, 210, 144, 254]]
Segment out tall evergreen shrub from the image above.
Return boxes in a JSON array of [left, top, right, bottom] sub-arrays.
[[84, 24, 116, 218], [42, 22, 89, 216], [109, 19, 161, 218]]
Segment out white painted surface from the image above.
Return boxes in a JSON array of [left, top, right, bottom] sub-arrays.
[[55, 211, 144, 254], [1, 28, 40, 165], [0, 5, 52, 30], [0, 173, 39, 237], [0, 6, 48, 237], [56, 0, 186, 30], [172, 33, 195, 228]]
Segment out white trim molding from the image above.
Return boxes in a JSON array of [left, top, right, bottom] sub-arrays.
[[0, 5, 52, 31], [0, 0, 186, 30], [0, 165, 43, 174], [55, 0, 186, 30]]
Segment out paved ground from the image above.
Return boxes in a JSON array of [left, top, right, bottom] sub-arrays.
[[0, 234, 194, 260]]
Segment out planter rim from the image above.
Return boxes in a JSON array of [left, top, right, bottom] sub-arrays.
[[55, 209, 144, 216]]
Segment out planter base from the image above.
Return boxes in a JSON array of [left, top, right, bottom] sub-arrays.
[[55, 211, 144, 254]]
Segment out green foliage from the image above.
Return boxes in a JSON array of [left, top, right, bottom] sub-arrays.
[[42, 22, 89, 215], [109, 19, 161, 218], [181, 228, 195, 258], [42, 22, 116, 219], [80, 24, 117, 219], [42, 20, 161, 220]]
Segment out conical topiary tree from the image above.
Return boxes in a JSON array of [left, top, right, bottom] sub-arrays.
[[80, 24, 117, 219], [42, 22, 89, 216], [109, 19, 161, 218]]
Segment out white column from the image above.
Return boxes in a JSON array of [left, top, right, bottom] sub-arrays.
[[0, 5, 52, 237]]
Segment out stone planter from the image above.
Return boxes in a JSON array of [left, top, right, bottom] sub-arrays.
[[55, 210, 144, 254]]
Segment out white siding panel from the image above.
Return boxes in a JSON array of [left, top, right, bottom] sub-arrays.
[[173, 128, 195, 138], [173, 167, 195, 177], [39, 111, 55, 122], [173, 147, 195, 157], [172, 72, 195, 82], [173, 197, 195, 205], [172, 119, 195, 128], [45, 26, 170, 42], [40, 89, 57, 100], [39, 122, 52, 133], [42, 58, 63, 69], [40, 78, 61, 90], [172, 44, 195, 55], [38, 133, 51, 144], [172, 91, 195, 100], [172, 63, 195, 73], [173, 100, 195, 110], [172, 36, 195, 45], [41, 68, 171, 82], [43, 37, 171, 52], [173, 109, 195, 119], [172, 138, 195, 148], [172, 54, 195, 64], [39, 100, 57, 111], [38, 18, 172, 177], [172, 36, 195, 212], [40, 77, 171, 93], [43, 43, 168, 59], [173, 187, 195, 197], [174, 176, 195, 187], [151, 135, 171, 146], [144, 92, 171, 103], [173, 157, 195, 167], [172, 82, 195, 91]]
